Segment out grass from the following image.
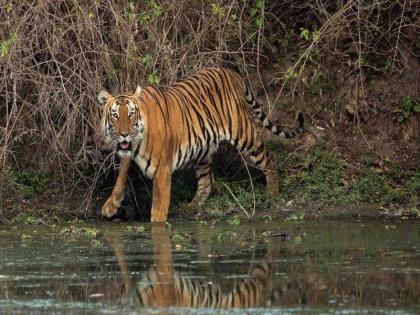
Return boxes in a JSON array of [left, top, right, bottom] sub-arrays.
[[9, 170, 51, 198], [171, 145, 419, 220], [2, 143, 417, 223], [279, 145, 418, 205], [276, 146, 348, 203]]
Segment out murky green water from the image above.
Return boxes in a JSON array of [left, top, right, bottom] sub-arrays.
[[0, 219, 419, 314]]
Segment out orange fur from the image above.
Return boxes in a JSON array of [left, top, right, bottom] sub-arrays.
[[98, 68, 304, 222], [105, 224, 275, 308]]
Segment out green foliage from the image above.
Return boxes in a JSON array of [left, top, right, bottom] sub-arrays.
[[227, 215, 241, 225], [399, 96, 420, 122], [405, 171, 420, 198], [10, 170, 50, 198], [21, 233, 33, 247], [169, 170, 195, 208], [138, 12, 150, 25], [348, 162, 419, 204], [15, 213, 37, 225], [205, 180, 270, 212], [298, 146, 347, 202], [147, 0, 162, 17], [254, 17, 263, 28], [5, 2, 13, 13], [170, 143, 418, 221], [141, 54, 153, 66], [292, 235, 303, 245], [250, 0, 265, 28], [21, 233, 32, 241], [279, 146, 419, 205], [139, 0, 162, 25], [312, 30, 320, 41], [147, 69, 160, 85], [263, 214, 272, 222], [125, 1, 136, 21], [285, 213, 305, 222], [82, 227, 99, 237], [1, 32, 17, 58], [299, 28, 310, 41], [172, 144, 417, 219], [127, 225, 145, 233], [410, 207, 420, 217], [284, 65, 305, 82], [172, 233, 186, 242], [211, 3, 224, 18], [349, 172, 398, 204], [298, 28, 320, 42]]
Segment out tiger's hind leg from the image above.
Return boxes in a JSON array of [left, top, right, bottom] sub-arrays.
[[241, 140, 279, 195], [187, 158, 215, 207]]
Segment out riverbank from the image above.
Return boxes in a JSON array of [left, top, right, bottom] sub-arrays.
[[1, 143, 418, 225]]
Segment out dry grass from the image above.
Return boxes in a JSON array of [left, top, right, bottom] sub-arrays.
[[0, 0, 418, 206]]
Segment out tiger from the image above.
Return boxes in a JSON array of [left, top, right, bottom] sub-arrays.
[[105, 224, 278, 309], [97, 67, 304, 222], [125, 254, 274, 309]]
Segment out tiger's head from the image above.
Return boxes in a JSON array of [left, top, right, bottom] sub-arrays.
[[97, 86, 145, 158]]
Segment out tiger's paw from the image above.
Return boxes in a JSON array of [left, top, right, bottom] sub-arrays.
[[102, 197, 119, 218], [151, 209, 168, 223]]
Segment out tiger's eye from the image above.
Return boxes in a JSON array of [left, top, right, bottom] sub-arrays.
[[128, 111, 134, 118], [112, 113, 118, 119]]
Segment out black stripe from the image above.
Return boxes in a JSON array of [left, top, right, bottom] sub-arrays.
[[248, 280, 257, 304], [253, 144, 264, 156], [133, 143, 141, 156], [197, 171, 210, 181], [144, 159, 151, 174], [253, 153, 266, 165], [176, 150, 183, 168]]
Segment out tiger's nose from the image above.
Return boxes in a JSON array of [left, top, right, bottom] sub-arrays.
[[120, 132, 129, 137]]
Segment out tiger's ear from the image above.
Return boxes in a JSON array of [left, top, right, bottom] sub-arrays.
[[97, 90, 112, 106], [134, 85, 142, 98]]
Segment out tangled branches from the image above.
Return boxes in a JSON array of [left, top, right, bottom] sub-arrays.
[[0, 0, 417, 194]]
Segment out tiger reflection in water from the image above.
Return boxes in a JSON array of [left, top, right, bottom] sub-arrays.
[[105, 224, 278, 309]]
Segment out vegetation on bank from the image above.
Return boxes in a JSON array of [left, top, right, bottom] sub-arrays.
[[3, 143, 418, 224], [0, 1, 418, 222], [171, 145, 419, 220]]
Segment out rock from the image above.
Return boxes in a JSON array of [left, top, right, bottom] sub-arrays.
[[286, 200, 294, 207]]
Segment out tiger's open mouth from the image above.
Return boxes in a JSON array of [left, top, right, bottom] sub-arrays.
[[117, 140, 131, 151]]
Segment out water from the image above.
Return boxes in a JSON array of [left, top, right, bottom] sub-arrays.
[[0, 219, 419, 314]]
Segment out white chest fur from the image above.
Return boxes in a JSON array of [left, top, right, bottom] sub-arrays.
[[134, 154, 155, 179]]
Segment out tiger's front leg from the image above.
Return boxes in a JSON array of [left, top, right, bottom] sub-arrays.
[[151, 166, 172, 222], [102, 156, 131, 218]]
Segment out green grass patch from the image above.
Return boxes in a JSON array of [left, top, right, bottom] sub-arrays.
[[170, 145, 417, 218], [202, 180, 276, 214], [9, 170, 51, 198], [14, 213, 37, 225], [349, 170, 400, 203], [278, 145, 418, 205], [279, 146, 347, 202], [347, 158, 419, 204]]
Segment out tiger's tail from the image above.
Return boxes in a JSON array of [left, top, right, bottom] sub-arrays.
[[245, 85, 304, 139]]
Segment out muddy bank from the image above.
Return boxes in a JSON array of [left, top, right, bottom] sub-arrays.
[[1, 195, 418, 226]]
